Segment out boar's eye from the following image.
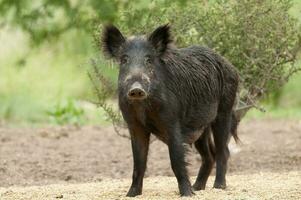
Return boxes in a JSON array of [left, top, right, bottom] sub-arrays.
[[120, 55, 129, 65], [145, 56, 152, 65]]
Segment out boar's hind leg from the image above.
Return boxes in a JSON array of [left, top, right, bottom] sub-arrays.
[[168, 124, 194, 196], [211, 112, 232, 189], [192, 127, 215, 191], [126, 124, 150, 197]]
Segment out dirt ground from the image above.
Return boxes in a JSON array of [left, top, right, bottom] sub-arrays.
[[0, 119, 301, 199]]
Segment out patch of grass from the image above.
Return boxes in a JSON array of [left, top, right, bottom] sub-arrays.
[[46, 99, 85, 126]]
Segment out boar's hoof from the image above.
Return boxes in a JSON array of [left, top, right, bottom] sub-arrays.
[[126, 187, 142, 197], [180, 186, 195, 196], [213, 181, 227, 189], [192, 182, 206, 191]]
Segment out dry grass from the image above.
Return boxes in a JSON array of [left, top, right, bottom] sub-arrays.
[[0, 171, 300, 200]]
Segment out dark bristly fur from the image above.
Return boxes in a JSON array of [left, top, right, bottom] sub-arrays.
[[101, 24, 240, 197]]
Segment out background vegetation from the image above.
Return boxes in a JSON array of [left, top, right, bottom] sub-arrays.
[[0, 0, 300, 126]]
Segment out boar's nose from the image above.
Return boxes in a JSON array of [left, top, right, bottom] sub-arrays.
[[127, 82, 147, 100]]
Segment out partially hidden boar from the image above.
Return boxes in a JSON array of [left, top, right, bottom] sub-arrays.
[[101, 24, 239, 197]]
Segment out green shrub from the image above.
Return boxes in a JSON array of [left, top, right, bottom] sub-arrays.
[[166, 0, 301, 110], [94, 0, 301, 117]]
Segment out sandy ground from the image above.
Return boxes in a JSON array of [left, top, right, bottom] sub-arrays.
[[1, 172, 300, 200], [0, 119, 301, 199]]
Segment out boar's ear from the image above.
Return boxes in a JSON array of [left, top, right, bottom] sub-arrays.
[[148, 24, 172, 56], [101, 25, 126, 58]]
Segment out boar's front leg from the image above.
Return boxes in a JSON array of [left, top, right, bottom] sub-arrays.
[[126, 124, 150, 197], [167, 123, 194, 196]]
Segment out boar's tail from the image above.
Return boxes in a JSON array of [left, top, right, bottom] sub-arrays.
[[230, 111, 240, 143]]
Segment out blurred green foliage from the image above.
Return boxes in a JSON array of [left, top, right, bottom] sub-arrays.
[[0, 0, 186, 45], [0, 0, 300, 125]]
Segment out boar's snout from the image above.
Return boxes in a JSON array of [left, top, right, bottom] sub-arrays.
[[127, 82, 147, 100]]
